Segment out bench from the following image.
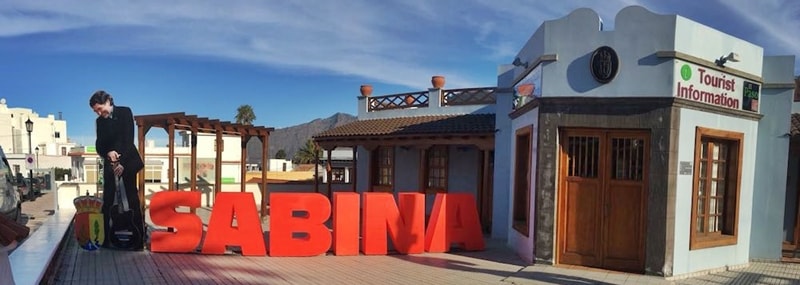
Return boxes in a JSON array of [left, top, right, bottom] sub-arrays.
[[9, 208, 75, 285]]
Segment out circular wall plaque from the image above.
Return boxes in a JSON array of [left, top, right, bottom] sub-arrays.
[[590, 46, 619, 84]]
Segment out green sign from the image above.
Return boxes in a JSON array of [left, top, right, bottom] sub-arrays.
[[86, 146, 97, 154], [221, 177, 236, 184], [742, 81, 760, 112], [680, 64, 692, 81]]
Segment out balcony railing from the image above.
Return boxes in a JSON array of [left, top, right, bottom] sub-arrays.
[[441, 87, 496, 106], [367, 87, 497, 112], [368, 91, 429, 111]]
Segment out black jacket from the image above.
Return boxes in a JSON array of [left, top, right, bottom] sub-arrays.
[[95, 105, 143, 176]]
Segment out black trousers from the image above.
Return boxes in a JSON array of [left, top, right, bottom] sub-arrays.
[[101, 166, 145, 249]]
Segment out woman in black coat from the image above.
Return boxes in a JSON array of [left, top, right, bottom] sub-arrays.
[[89, 90, 145, 250]]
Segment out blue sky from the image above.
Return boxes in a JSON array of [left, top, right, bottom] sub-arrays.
[[0, 0, 797, 146]]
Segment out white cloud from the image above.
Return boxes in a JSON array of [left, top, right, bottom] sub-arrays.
[[0, 0, 796, 92], [722, 0, 800, 71]]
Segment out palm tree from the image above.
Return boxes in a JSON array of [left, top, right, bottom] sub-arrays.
[[294, 140, 321, 164], [235, 105, 256, 125]]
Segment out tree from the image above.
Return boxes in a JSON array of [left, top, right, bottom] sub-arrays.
[[275, 149, 287, 159], [293, 139, 321, 164], [235, 104, 256, 125]]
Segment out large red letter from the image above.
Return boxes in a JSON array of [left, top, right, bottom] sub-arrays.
[[269, 193, 331, 256], [201, 192, 266, 256], [332, 192, 360, 256], [425, 193, 485, 252], [150, 191, 202, 253], [362, 192, 425, 255]]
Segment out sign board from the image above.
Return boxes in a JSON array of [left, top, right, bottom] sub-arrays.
[[673, 60, 760, 113], [679, 161, 693, 175], [25, 154, 34, 169]]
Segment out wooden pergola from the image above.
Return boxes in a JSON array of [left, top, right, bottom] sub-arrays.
[[134, 112, 274, 217]]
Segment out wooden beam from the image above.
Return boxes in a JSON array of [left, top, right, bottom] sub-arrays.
[[167, 123, 175, 191], [260, 133, 269, 218], [240, 135, 249, 193], [314, 150, 320, 194], [190, 129, 197, 194], [326, 148, 333, 200], [215, 130, 223, 196]]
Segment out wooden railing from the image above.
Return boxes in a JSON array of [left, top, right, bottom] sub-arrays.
[[441, 87, 496, 106], [368, 91, 429, 111]]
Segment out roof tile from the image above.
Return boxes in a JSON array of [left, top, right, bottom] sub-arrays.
[[314, 113, 495, 139]]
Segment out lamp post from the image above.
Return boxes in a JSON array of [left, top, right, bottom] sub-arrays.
[[35, 146, 39, 168], [25, 118, 33, 196]]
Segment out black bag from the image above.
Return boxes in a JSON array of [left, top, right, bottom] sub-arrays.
[[108, 177, 141, 250]]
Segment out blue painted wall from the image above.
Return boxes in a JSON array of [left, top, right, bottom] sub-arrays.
[[492, 64, 515, 239], [750, 55, 796, 259]]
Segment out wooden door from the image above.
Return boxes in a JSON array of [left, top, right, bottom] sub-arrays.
[[558, 129, 648, 273]]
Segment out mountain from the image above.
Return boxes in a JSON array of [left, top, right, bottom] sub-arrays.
[[246, 112, 356, 164]]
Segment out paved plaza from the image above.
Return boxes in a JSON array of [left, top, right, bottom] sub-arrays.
[[13, 191, 800, 285]]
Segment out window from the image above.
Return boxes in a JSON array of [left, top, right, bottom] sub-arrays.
[[690, 127, 743, 250], [144, 164, 162, 183], [794, 76, 800, 102], [425, 146, 448, 193], [513, 126, 533, 236], [61, 147, 67, 156], [371, 146, 394, 191], [55, 131, 61, 138], [331, 167, 346, 183]]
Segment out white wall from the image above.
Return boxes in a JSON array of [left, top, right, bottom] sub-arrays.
[[672, 108, 758, 275], [143, 134, 246, 183], [508, 108, 538, 263], [0, 99, 71, 165], [268, 159, 293, 172], [673, 16, 763, 76]]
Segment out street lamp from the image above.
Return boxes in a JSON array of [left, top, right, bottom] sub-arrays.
[[35, 146, 39, 168], [25, 118, 33, 196]]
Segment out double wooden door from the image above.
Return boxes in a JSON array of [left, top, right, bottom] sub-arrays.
[[557, 129, 649, 272]]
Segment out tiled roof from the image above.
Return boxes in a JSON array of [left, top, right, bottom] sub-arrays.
[[792, 113, 800, 137], [314, 113, 495, 139]]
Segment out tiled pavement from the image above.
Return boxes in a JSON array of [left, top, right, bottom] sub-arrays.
[[18, 191, 800, 284]]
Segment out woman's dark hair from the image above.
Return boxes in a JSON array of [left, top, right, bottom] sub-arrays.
[[89, 90, 114, 107]]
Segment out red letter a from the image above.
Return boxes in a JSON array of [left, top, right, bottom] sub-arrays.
[[150, 191, 202, 253], [424, 193, 485, 252], [202, 192, 266, 256], [269, 193, 332, 256]]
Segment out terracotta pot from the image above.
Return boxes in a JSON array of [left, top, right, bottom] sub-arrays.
[[517, 83, 534, 97], [360, 85, 373, 97], [431, 76, 445, 89], [405, 95, 415, 105]]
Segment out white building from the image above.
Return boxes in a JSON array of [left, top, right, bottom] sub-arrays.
[[0, 98, 74, 175]]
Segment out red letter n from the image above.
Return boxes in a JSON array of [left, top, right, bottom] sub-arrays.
[[362, 192, 425, 255]]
